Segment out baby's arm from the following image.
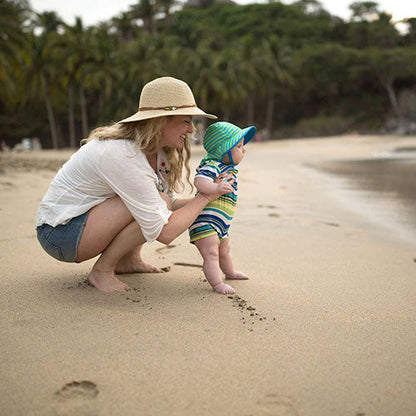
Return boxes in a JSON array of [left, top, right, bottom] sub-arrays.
[[194, 177, 233, 195]]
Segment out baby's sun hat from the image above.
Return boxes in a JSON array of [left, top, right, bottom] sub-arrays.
[[203, 121, 256, 164]]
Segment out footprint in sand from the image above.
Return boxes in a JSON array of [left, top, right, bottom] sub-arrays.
[[174, 262, 203, 269], [155, 244, 176, 254], [55, 380, 99, 399], [320, 221, 340, 227], [53, 381, 99, 416], [257, 204, 278, 209], [256, 393, 299, 416], [257, 204, 280, 218]]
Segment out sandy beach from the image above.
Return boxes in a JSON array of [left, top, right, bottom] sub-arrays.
[[1, 135, 415, 416]]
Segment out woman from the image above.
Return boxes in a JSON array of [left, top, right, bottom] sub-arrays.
[[36, 77, 230, 292]]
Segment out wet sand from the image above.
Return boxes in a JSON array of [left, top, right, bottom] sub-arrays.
[[307, 147, 416, 243], [1, 135, 415, 416]]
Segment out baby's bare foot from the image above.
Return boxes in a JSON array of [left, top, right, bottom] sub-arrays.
[[225, 271, 249, 280], [115, 259, 161, 274], [88, 270, 131, 292], [213, 282, 236, 294]]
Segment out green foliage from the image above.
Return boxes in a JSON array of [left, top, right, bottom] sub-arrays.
[[1, 0, 415, 147], [293, 114, 355, 137]]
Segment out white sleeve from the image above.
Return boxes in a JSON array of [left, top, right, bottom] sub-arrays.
[[98, 142, 172, 242]]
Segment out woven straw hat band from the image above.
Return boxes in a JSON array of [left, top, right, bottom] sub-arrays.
[[138, 104, 197, 112]]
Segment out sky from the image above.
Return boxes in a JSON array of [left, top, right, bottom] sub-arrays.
[[29, 0, 416, 27]]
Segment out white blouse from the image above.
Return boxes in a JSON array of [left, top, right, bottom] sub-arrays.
[[35, 139, 174, 242]]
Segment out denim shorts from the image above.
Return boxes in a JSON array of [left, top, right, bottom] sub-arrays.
[[36, 212, 89, 263]]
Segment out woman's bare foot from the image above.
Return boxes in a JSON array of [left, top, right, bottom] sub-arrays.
[[212, 282, 235, 294], [225, 271, 249, 280], [88, 270, 131, 292], [115, 258, 162, 274]]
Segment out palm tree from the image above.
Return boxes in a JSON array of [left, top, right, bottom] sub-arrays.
[[110, 11, 137, 42], [60, 17, 95, 140], [130, 0, 157, 36], [25, 31, 61, 148], [23, 11, 67, 148], [157, 0, 178, 25], [349, 1, 380, 21], [183, 44, 224, 130], [403, 18, 416, 44], [32, 10, 63, 33], [81, 25, 119, 127], [233, 36, 264, 125], [257, 36, 293, 135], [210, 45, 246, 121], [292, 0, 325, 15], [0, 0, 30, 108], [358, 47, 416, 118]]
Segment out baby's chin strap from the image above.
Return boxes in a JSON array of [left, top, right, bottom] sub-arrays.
[[227, 150, 234, 165]]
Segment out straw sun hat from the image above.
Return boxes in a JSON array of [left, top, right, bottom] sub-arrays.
[[119, 77, 217, 123]]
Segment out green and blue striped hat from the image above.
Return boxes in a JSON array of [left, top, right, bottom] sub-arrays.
[[203, 122, 256, 164]]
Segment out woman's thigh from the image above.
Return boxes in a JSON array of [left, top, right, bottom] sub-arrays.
[[76, 196, 134, 261]]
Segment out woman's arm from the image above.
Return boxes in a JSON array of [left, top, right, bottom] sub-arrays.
[[156, 193, 212, 244], [170, 172, 234, 211], [157, 174, 235, 244], [171, 198, 193, 210]]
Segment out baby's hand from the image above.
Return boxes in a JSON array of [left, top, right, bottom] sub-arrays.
[[216, 181, 234, 194]]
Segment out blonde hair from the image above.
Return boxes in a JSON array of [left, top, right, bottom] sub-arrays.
[[81, 117, 193, 193]]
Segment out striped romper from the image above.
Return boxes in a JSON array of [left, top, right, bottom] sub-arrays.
[[189, 159, 238, 243]]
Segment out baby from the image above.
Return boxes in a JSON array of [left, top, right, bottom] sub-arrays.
[[189, 121, 256, 294]]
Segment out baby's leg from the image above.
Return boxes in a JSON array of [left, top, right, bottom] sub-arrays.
[[219, 238, 249, 280], [194, 235, 235, 294]]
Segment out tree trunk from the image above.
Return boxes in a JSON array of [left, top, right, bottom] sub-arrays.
[[68, 84, 76, 148], [144, 16, 156, 36], [44, 81, 59, 149], [56, 121, 64, 148], [79, 83, 88, 138], [199, 94, 209, 132], [266, 89, 274, 136], [247, 91, 255, 125], [383, 78, 401, 118]]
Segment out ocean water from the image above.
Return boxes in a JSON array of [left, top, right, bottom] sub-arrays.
[[309, 146, 416, 244]]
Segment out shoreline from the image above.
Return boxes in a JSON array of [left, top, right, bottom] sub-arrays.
[[307, 155, 416, 245]]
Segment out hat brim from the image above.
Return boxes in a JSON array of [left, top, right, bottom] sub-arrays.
[[241, 126, 256, 145], [218, 126, 256, 161], [228, 126, 257, 150], [119, 107, 217, 123]]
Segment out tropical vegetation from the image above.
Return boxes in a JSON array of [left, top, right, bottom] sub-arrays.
[[1, 0, 416, 148]]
